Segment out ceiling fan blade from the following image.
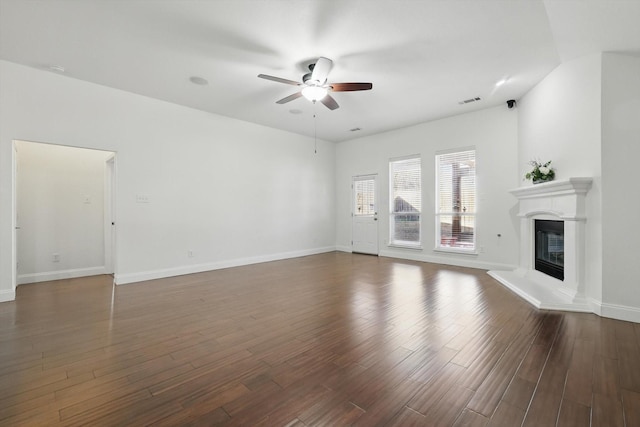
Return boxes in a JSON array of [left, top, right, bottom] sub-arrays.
[[276, 92, 303, 104], [329, 82, 373, 92], [320, 94, 339, 110], [258, 74, 301, 86], [311, 57, 333, 84]]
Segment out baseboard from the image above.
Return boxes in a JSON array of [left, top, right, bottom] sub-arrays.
[[0, 289, 16, 302], [596, 300, 640, 323], [335, 245, 352, 253], [378, 248, 516, 271], [17, 266, 107, 285], [588, 298, 603, 316], [114, 246, 337, 285]]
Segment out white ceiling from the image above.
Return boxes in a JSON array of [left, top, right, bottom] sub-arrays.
[[1, 0, 639, 142]]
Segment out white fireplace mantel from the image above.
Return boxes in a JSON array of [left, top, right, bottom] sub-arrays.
[[489, 178, 593, 312]]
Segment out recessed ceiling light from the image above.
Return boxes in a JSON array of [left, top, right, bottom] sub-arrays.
[[289, 109, 303, 115], [189, 76, 208, 86], [47, 65, 66, 73]]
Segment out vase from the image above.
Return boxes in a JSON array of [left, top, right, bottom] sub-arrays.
[[533, 176, 553, 184]]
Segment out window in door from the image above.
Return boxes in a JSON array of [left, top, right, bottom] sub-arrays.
[[435, 148, 476, 252], [389, 156, 421, 248], [354, 178, 375, 216]]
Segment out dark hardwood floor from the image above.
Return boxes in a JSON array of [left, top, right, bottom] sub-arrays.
[[1, 252, 639, 426]]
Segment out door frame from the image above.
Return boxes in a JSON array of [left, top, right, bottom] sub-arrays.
[[12, 140, 118, 286], [11, 141, 18, 295], [104, 154, 117, 276]]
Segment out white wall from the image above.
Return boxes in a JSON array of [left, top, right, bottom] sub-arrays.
[[601, 53, 640, 316], [0, 60, 335, 296], [16, 141, 112, 283], [335, 105, 519, 270], [517, 53, 602, 181], [517, 53, 603, 305]]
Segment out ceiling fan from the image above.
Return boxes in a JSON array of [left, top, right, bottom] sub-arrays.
[[258, 57, 372, 110]]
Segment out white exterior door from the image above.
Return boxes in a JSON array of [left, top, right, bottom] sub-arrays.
[[352, 175, 378, 255]]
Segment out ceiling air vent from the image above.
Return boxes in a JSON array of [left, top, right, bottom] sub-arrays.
[[458, 97, 481, 105]]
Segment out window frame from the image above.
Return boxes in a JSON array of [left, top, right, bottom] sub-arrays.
[[389, 155, 422, 249], [435, 147, 477, 254]]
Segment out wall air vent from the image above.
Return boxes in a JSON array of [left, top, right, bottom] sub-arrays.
[[458, 97, 481, 105]]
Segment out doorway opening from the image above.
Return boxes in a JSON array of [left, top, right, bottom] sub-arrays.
[[14, 140, 116, 285]]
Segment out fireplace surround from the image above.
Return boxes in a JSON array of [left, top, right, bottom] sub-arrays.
[[489, 178, 592, 312]]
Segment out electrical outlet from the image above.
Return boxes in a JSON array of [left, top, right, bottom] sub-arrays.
[[52, 253, 60, 262], [188, 250, 194, 258], [83, 195, 91, 204]]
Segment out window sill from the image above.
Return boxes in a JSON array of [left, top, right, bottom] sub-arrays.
[[433, 247, 478, 256], [389, 243, 423, 251]]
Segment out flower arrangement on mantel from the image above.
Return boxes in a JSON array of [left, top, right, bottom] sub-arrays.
[[524, 160, 555, 184]]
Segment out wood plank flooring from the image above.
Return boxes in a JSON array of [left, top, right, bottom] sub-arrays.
[[1, 252, 639, 426]]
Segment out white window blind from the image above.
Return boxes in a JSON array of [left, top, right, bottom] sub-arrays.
[[389, 156, 421, 247], [436, 149, 476, 251], [354, 178, 375, 216]]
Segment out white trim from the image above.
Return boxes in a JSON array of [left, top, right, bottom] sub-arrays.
[[352, 174, 377, 181], [388, 243, 423, 250], [599, 301, 640, 324], [435, 145, 476, 156], [104, 154, 116, 275], [114, 246, 337, 285], [433, 247, 478, 256], [588, 298, 603, 316], [510, 178, 593, 200], [389, 153, 421, 163], [11, 141, 17, 297], [379, 248, 515, 271], [18, 266, 107, 285], [0, 289, 16, 303], [336, 245, 352, 253]]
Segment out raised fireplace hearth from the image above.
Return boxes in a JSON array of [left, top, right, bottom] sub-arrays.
[[489, 178, 592, 312]]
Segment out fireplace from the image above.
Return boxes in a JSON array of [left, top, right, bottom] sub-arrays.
[[488, 178, 592, 312], [535, 220, 564, 281]]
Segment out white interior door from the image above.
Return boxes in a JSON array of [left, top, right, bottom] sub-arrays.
[[352, 175, 378, 255]]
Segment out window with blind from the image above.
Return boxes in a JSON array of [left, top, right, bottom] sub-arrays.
[[389, 156, 421, 247], [435, 148, 476, 252]]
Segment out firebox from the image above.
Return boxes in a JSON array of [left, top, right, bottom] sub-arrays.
[[534, 220, 564, 281]]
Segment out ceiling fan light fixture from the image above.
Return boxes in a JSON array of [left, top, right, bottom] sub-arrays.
[[302, 86, 328, 102]]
